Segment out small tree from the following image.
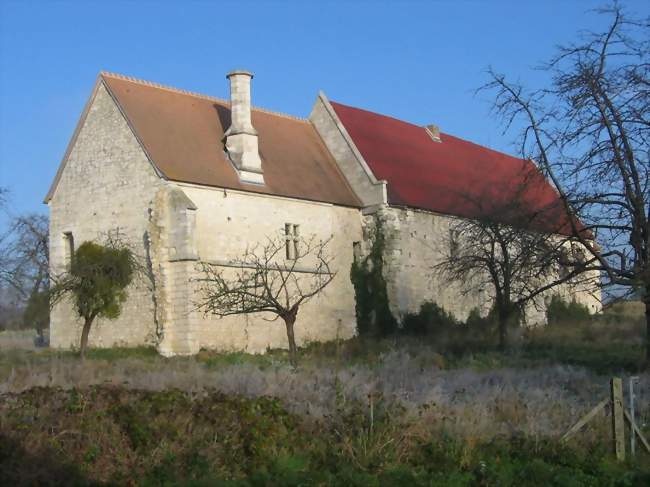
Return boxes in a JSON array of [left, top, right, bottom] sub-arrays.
[[195, 234, 336, 367], [435, 176, 595, 350], [480, 4, 649, 360], [50, 240, 136, 359]]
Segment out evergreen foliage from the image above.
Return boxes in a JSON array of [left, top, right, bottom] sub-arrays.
[[546, 294, 591, 325], [22, 290, 49, 339], [51, 240, 136, 358], [401, 302, 458, 336], [350, 219, 398, 338], [67, 241, 134, 321]]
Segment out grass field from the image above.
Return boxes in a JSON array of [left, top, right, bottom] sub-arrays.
[[1, 310, 649, 485]]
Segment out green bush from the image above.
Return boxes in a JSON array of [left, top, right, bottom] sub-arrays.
[[401, 302, 458, 336], [546, 295, 591, 325], [400, 304, 501, 352]]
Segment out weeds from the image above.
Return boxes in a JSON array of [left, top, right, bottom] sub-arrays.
[[1, 386, 648, 486], [1, 308, 649, 484]]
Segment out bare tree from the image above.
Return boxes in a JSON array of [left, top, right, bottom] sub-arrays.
[[480, 4, 650, 360], [435, 173, 597, 350], [195, 234, 336, 367], [0, 212, 49, 335], [0, 214, 49, 299]]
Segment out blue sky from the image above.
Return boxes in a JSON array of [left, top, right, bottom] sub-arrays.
[[1, 0, 648, 221]]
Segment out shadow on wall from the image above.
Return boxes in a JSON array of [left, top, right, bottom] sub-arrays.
[[213, 103, 231, 134]]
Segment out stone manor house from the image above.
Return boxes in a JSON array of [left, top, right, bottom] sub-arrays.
[[46, 71, 600, 355]]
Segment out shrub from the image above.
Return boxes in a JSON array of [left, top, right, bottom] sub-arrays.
[[22, 290, 49, 337], [401, 302, 458, 336], [50, 240, 137, 359], [546, 295, 591, 325], [1, 386, 649, 485], [465, 307, 499, 333]]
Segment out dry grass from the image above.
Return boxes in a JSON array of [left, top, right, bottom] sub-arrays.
[[0, 329, 39, 351], [1, 344, 647, 444], [2, 309, 648, 446]]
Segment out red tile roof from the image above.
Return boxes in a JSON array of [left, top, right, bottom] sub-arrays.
[[330, 101, 579, 235]]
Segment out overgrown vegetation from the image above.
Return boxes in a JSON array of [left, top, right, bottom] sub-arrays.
[[1, 301, 648, 484], [1, 386, 648, 486], [350, 218, 398, 338]]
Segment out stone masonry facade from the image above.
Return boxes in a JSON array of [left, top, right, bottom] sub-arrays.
[[48, 75, 601, 355], [49, 83, 163, 349], [361, 206, 601, 326]]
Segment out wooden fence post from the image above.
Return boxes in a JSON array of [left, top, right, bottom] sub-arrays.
[[630, 376, 636, 457], [611, 377, 625, 461]]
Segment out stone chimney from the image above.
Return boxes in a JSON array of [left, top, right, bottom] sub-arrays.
[[224, 70, 264, 184]]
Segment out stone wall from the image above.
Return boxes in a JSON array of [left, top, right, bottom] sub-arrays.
[[48, 81, 362, 355], [48, 82, 164, 349], [156, 183, 362, 354], [309, 94, 387, 207], [364, 206, 601, 325]]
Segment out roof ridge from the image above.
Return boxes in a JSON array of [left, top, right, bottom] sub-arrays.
[[99, 71, 309, 123]]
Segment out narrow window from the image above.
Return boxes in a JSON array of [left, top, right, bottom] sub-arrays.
[[293, 224, 300, 259], [284, 223, 300, 260], [285, 223, 293, 260], [63, 232, 75, 270]]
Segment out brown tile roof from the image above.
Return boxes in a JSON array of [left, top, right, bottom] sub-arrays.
[[48, 72, 361, 207]]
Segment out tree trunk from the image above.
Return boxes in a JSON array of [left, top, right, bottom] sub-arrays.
[[498, 311, 508, 351], [283, 311, 299, 368], [497, 304, 513, 352], [79, 315, 94, 360]]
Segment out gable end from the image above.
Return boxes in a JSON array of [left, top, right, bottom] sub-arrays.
[[44, 75, 166, 204]]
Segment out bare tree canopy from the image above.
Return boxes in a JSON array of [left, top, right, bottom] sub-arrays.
[[195, 234, 336, 366], [436, 171, 597, 349], [0, 214, 49, 300], [481, 3, 650, 360], [0, 196, 49, 335]]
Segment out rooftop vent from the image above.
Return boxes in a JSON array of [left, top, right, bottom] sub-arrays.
[[425, 124, 441, 143]]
